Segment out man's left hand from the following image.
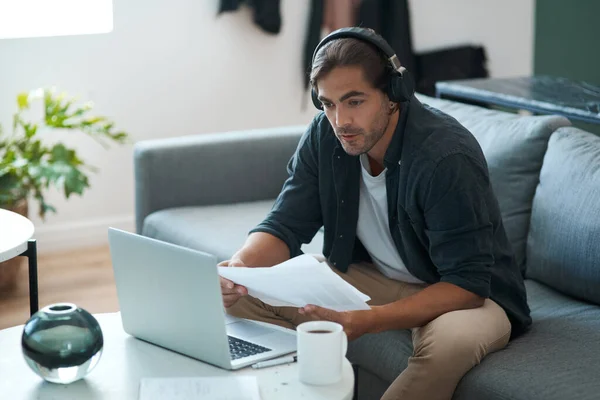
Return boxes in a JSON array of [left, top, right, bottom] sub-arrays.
[[298, 305, 373, 341]]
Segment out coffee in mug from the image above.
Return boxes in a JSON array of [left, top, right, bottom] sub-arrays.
[[297, 321, 348, 385]]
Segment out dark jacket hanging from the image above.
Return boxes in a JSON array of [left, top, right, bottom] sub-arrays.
[[356, 0, 416, 75], [219, 0, 282, 34], [303, 0, 325, 91]]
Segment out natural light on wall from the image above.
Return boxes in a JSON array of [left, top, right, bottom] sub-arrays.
[[0, 0, 113, 39]]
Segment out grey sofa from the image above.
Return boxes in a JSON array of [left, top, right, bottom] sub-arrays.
[[134, 95, 600, 400]]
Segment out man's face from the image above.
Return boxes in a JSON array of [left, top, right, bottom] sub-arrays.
[[316, 66, 390, 156]]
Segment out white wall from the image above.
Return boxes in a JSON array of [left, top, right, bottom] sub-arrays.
[[0, 0, 535, 254]]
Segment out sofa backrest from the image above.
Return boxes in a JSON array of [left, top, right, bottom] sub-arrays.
[[418, 94, 571, 274], [526, 126, 600, 305], [133, 125, 305, 233]]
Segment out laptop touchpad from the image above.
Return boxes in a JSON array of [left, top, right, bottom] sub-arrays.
[[227, 320, 286, 339]]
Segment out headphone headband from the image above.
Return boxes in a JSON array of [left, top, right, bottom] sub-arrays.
[[311, 27, 406, 77]]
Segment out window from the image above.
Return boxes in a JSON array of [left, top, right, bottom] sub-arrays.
[[0, 0, 113, 40]]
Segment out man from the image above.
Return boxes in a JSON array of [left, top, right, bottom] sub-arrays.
[[219, 27, 531, 400]]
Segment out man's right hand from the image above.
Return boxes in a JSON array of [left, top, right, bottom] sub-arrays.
[[218, 258, 249, 308]]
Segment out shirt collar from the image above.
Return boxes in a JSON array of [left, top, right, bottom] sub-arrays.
[[383, 99, 411, 168]]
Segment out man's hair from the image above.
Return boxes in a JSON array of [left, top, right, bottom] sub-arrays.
[[310, 38, 390, 94]]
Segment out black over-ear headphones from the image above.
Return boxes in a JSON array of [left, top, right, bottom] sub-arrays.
[[310, 27, 415, 110]]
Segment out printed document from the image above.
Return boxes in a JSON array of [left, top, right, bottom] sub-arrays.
[[218, 254, 371, 311]]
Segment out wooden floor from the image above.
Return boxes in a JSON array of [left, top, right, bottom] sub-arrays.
[[0, 246, 119, 330]]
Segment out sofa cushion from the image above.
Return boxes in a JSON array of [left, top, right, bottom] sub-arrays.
[[142, 199, 324, 262], [526, 127, 600, 305], [417, 94, 570, 273], [348, 279, 600, 400]]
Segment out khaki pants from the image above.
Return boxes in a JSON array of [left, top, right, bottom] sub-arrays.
[[227, 261, 512, 400]]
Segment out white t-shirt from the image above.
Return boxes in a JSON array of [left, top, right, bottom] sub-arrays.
[[356, 154, 424, 284]]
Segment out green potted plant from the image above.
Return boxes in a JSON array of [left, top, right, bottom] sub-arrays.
[[0, 87, 129, 289]]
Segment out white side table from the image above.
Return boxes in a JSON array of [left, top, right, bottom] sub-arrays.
[[0, 208, 37, 315], [0, 313, 355, 400]]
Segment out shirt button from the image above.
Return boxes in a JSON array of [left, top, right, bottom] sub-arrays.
[[339, 234, 343, 238], [337, 156, 340, 159], [341, 200, 345, 204]]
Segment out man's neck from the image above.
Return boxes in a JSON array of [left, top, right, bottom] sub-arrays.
[[367, 109, 400, 175]]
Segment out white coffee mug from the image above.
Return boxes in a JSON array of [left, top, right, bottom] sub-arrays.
[[297, 321, 348, 385]]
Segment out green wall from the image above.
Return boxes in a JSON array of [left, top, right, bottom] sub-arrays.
[[534, 0, 600, 134]]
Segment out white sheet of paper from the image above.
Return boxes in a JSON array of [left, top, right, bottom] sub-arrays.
[[139, 376, 260, 400], [218, 254, 371, 311]]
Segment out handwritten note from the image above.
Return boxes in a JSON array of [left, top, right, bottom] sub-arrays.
[[139, 376, 260, 400]]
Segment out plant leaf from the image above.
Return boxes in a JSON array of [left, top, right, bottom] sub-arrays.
[[5, 86, 130, 209], [62, 164, 89, 198], [17, 93, 30, 110], [50, 143, 70, 162]]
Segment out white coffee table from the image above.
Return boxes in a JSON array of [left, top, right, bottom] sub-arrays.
[[0, 313, 355, 399], [0, 208, 38, 315]]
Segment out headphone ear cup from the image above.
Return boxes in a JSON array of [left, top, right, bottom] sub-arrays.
[[311, 88, 323, 110], [387, 71, 415, 103], [387, 74, 407, 103]]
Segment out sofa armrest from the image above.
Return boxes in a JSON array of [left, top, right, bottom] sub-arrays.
[[133, 125, 306, 233]]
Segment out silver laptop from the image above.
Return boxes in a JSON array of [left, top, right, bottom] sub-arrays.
[[107, 227, 297, 370]]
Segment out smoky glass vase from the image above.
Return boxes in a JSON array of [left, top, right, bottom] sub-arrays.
[[21, 303, 104, 384]]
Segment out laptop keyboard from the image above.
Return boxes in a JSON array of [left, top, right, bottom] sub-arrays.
[[228, 336, 271, 360]]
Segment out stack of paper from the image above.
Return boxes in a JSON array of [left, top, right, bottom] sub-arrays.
[[218, 254, 371, 311], [139, 376, 260, 400]]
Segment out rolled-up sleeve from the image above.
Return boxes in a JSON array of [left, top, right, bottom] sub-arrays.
[[249, 122, 323, 257], [422, 153, 494, 298]]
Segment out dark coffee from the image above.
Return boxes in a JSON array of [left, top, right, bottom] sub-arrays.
[[308, 330, 332, 334]]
